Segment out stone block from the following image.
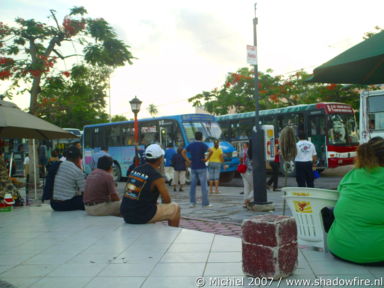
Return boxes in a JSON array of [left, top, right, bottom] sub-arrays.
[[242, 215, 297, 279]]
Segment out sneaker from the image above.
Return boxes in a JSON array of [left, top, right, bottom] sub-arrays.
[[189, 203, 196, 208], [273, 187, 281, 192], [173, 187, 177, 192], [203, 204, 213, 208], [179, 188, 184, 192]]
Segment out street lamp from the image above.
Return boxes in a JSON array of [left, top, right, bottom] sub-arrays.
[[129, 96, 142, 145], [130, 96, 142, 167]]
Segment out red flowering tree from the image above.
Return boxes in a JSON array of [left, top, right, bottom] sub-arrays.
[[0, 7, 134, 116], [188, 67, 362, 115]]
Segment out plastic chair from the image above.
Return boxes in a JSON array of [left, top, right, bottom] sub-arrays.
[[284, 193, 338, 251], [282, 187, 339, 215]]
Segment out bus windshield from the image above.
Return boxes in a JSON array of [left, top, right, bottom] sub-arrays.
[[328, 113, 358, 145], [182, 121, 222, 142]]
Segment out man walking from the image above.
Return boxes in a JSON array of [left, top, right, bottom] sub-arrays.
[[164, 143, 176, 185], [182, 131, 210, 208], [294, 132, 317, 187]]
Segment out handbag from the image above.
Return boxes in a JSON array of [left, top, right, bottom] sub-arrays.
[[237, 164, 247, 173]]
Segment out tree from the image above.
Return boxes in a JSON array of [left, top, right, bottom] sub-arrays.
[[188, 67, 363, 115], [35, 64, 111, 128], [147, 104, 158, 117], [111, 114, 128, 122], [0, 7, 134, 116]]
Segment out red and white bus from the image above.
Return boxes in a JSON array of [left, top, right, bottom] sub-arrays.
[[216, 102, 359, 173]]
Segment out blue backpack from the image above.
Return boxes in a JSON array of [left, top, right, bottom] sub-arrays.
[[42, 161, 62, 202]]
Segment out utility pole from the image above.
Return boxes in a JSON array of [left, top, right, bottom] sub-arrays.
[[251, 3, 274, 211]]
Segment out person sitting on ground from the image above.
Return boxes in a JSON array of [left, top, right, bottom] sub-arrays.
[[83, 156, 121, 216], [171, 146, 187, 192], [206, 139, 224, 194], [120, 144, 180, 227], [50, 146, 85, 211], [327, 136, 384, 266]]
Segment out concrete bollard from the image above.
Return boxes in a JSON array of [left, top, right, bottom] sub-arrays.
[[242, 215, 297, 280]]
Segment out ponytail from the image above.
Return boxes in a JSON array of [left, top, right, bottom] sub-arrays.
[[355, 136, 384, 169], [355, 143, 378, 169]]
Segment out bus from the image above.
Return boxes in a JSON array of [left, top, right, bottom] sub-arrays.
[[216, 103, 359, 173], [360, 90, 384, 143], [82, 114, 240, 181]]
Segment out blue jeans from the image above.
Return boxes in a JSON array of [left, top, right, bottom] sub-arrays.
[[190, 168, 209, 206]]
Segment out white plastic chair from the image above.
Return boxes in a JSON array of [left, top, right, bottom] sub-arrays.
[[282, 187, 339, 198], [282, 187, 339, 215], [284, 192, 338, 251]]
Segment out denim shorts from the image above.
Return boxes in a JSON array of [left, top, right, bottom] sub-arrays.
[[208, 162, 222, 180]]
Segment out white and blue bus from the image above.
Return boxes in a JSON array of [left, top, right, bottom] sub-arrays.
[[82, 114, 239, 181]]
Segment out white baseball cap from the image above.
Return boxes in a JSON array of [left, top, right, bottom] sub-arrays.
[[144, 144, 165, 159]]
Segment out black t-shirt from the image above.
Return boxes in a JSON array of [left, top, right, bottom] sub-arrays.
[[120, 163, 162, 224]]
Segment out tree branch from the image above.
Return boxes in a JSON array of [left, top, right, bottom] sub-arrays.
[[50, 9, 62, 32]]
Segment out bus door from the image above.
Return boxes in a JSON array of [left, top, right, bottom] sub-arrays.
[[159, 120, 177, 148], [308, 111, 326, 168]]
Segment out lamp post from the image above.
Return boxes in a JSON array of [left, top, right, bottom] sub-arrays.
[[250, 3, 274, 211], [129, 96, 142, 166], [129, 96, 142, 144]]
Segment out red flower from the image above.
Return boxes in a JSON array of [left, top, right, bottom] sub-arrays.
[[0, 70, 11, 79], [62, 71, 70, 78], [326, 83, 337, 90]]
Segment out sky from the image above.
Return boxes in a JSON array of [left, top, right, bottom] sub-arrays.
[[2, 0, 384, 119]]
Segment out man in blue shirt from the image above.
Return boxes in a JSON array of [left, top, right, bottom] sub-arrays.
[[164, 143, 176, 185], [182, 131, 210, 208]]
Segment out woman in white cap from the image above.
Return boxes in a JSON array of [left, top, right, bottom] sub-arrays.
[[120, 144, 180, 227]]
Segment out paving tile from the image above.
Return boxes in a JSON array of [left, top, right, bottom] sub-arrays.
[[99, 263, 157, 277], [168, 243, 212, 253], [48, 264, 107, 277], [211, 235, 241, 252], [308, 260, 372, 275], [84, 277, 145, 288], [29, 277, 91, 288], [0, 277, 41, 288], [208, 252, 242, 263], [161, 252, 209, 263], [1, 264, 58, 278], [24, 252, 76, 265], [204, 262, 243, 276], [150, 263, 206, 277]]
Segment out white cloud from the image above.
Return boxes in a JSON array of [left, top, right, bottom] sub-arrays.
[[2, 0, 384, 120]]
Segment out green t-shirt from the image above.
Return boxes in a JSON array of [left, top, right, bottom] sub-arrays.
[[327, 167, 384, 263]]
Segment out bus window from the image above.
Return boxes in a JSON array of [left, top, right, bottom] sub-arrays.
[[121, 124, 134, 145], [110, 125, 122, 147], [238, 119, 252, 139], [139, 121, 159, 146], [220, 120, 230, 141]]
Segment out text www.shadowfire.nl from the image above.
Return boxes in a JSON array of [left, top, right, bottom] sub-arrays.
[[194, 276, 383, 287]]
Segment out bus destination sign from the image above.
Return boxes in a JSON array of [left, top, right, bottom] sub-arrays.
[[324, 104, 353, 114]]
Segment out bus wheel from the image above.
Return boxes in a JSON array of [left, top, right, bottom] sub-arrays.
[[113, 163, 122, 182], [220, 172, 234, 183]]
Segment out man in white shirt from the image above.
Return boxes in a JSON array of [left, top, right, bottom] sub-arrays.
[[294, 132, 317, 187], [90, 146, 110, 170]]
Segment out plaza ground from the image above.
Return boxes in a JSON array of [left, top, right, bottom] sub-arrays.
[[1, 166, 382, 287]]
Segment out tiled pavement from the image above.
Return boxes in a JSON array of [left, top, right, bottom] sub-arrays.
[[0, 205, 383, 288]]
